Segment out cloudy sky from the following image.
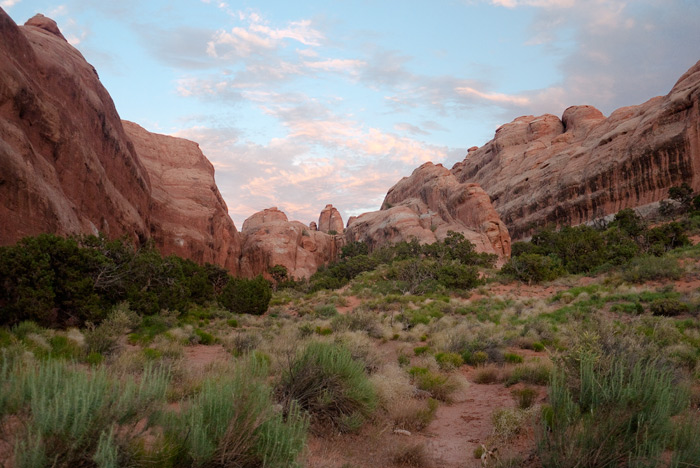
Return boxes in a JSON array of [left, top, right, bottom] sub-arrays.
[[4, 0, 699, 227]]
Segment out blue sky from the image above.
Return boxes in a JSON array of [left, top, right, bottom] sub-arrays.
[[4, 0, 699, 227]]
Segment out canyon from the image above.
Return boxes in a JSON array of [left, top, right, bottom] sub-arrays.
[[1, 8, 698, 277]]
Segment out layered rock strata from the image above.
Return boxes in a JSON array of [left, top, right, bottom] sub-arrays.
[[452, 60, 700, 239]]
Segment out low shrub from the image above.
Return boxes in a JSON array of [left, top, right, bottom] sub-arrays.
[[649, 298, 690, 316], [512, 386, 537, 409], [504, 352, 524, 364], [505, 362, 551, 387], [621, 255, 683, 283], [435, 352, 464, 370], [218, 275, 272, 315], [473, 366, 501, 384], [278, 342, 377, 432], [164, 359, 307, 468], [391, 443, 429, 467], [501, 254, 564, 284], [408, 367, 459, 402]]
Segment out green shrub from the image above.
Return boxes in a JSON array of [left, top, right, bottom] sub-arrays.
[[512, 386, 537, 409], [501, 254, 564, 284], [9, 360, 169, 467], [505, 362, 551, 387], [219, 275, 272, 315], [621, 255, 683, 283], [278, 342, 377, 432], [413, 346, 430, 356], [473, 366, 500, 384], [435, 352, 464, 370], [649, 298, 690, 316], [165, 359, 307, 467], [463, 350, 489, 366], [314, 304, 338, 318], [504, 352, 524, 364], [538, 353, 690, 468], [194, 328, 215, 345], [408, 367, 459, 402]]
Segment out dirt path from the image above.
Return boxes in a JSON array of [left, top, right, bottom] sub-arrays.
[[417, 375, 517, 468]]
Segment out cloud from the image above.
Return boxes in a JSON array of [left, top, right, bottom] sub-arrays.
[[0, 0, 21, 8], [455, 86, 531, 106]]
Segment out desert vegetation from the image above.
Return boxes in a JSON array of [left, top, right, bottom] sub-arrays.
[[2, 196, 700, 467]]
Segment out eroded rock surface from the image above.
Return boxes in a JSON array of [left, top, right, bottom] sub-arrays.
[[123, 121, 241, 273], [452, 60, 700, 239], [0, 10, 151, 244], [345, 162, 511, 262], [318, 204, 344, 234], [240, 207, 342, 279]]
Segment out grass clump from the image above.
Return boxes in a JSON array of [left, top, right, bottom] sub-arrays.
[[408, 367, 459, 402], [538, 351, 692, 468], [621, 255, 683, 283], [164, 358, 307, 468], [8, 360, 169, 467], [278, 341, 377, 433], [435, 352, 464, 370]]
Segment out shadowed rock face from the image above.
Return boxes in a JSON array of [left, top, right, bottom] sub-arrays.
[[123, 121, 241, 273], [0, 10, 241, 274], [239, 207, 342, 279], [452, 60, 700, 240], [345, 162, 511, 263], [0, 11, 152, 244]]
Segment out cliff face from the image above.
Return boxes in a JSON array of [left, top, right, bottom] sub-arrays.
[[452, 60, 700, 239], [345, 162, 511, 262], [122, 121, 241, 273], [0, 11, 241, 273], [0, 11, 152, 244], [239, 207, 342, 279]]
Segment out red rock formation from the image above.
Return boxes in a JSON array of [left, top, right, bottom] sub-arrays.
[[0, 11, 241, 274], [318, 204, 344, 234], [123, 121, 240, 273], [0, 10, 151, 244], [452, 60, 700, 239], [239, 207, 342, 279], [345, 162, 511, 262]]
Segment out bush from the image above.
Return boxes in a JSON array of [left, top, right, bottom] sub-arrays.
[[8, 360, 169, 467], [435, 352, 464, 370], [649, 298, 690, 316], [164, 358, 307, 468], [621, 255, 683, 283], [408, 367, 459, 402], [501, 254, 564, 284], [219, 275, 272, 315], [278, 342, 377, 432], [538, 353, 690, 468], [512, 386, 537, 409]]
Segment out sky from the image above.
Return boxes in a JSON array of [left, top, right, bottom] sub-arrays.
[[3, 0, 700, 227]]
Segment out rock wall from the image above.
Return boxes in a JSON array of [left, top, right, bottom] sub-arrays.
[[239, 207, 342, 279], [0, 10, 241, 273], [0, 11, 151, 244], [123, 121, 240, 273], [452, 60, 700, 239], [345, 162, 511, 262]]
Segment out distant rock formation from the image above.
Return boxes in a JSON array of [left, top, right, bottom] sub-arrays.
[[318, 204, 344, 234], [123, 121, 240, 273], [345, 162, 511, 262], [452, 60, 700, 239], [239, 207, 342, 279]]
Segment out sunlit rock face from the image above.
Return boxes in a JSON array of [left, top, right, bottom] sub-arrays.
[[344, 162, 511, 263], [318, 204, 344, 234], [240, 207, 342, 279], [452, 60, 700, 240], [0, 11, 152, 244], [123, 121, 241, 274]]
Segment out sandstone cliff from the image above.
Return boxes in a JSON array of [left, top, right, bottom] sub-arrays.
[[0, 11, 241, 273], [123, 121, 240, 273], [0, 11, 151, 243], [318, 204, 344, 234], [452, 60, 700, 239], [239, 207, 342, 279], [345, 162, 511, 262]]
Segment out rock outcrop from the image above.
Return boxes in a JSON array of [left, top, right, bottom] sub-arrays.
[[318, 204, 344, 234], [0, 10, 151, 244], [345, 162, 511, 262], [452, 60, 700, 239], [123, 121, 241, 273], [239, 207, 342, 279], [0, 10, 241, 274]]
